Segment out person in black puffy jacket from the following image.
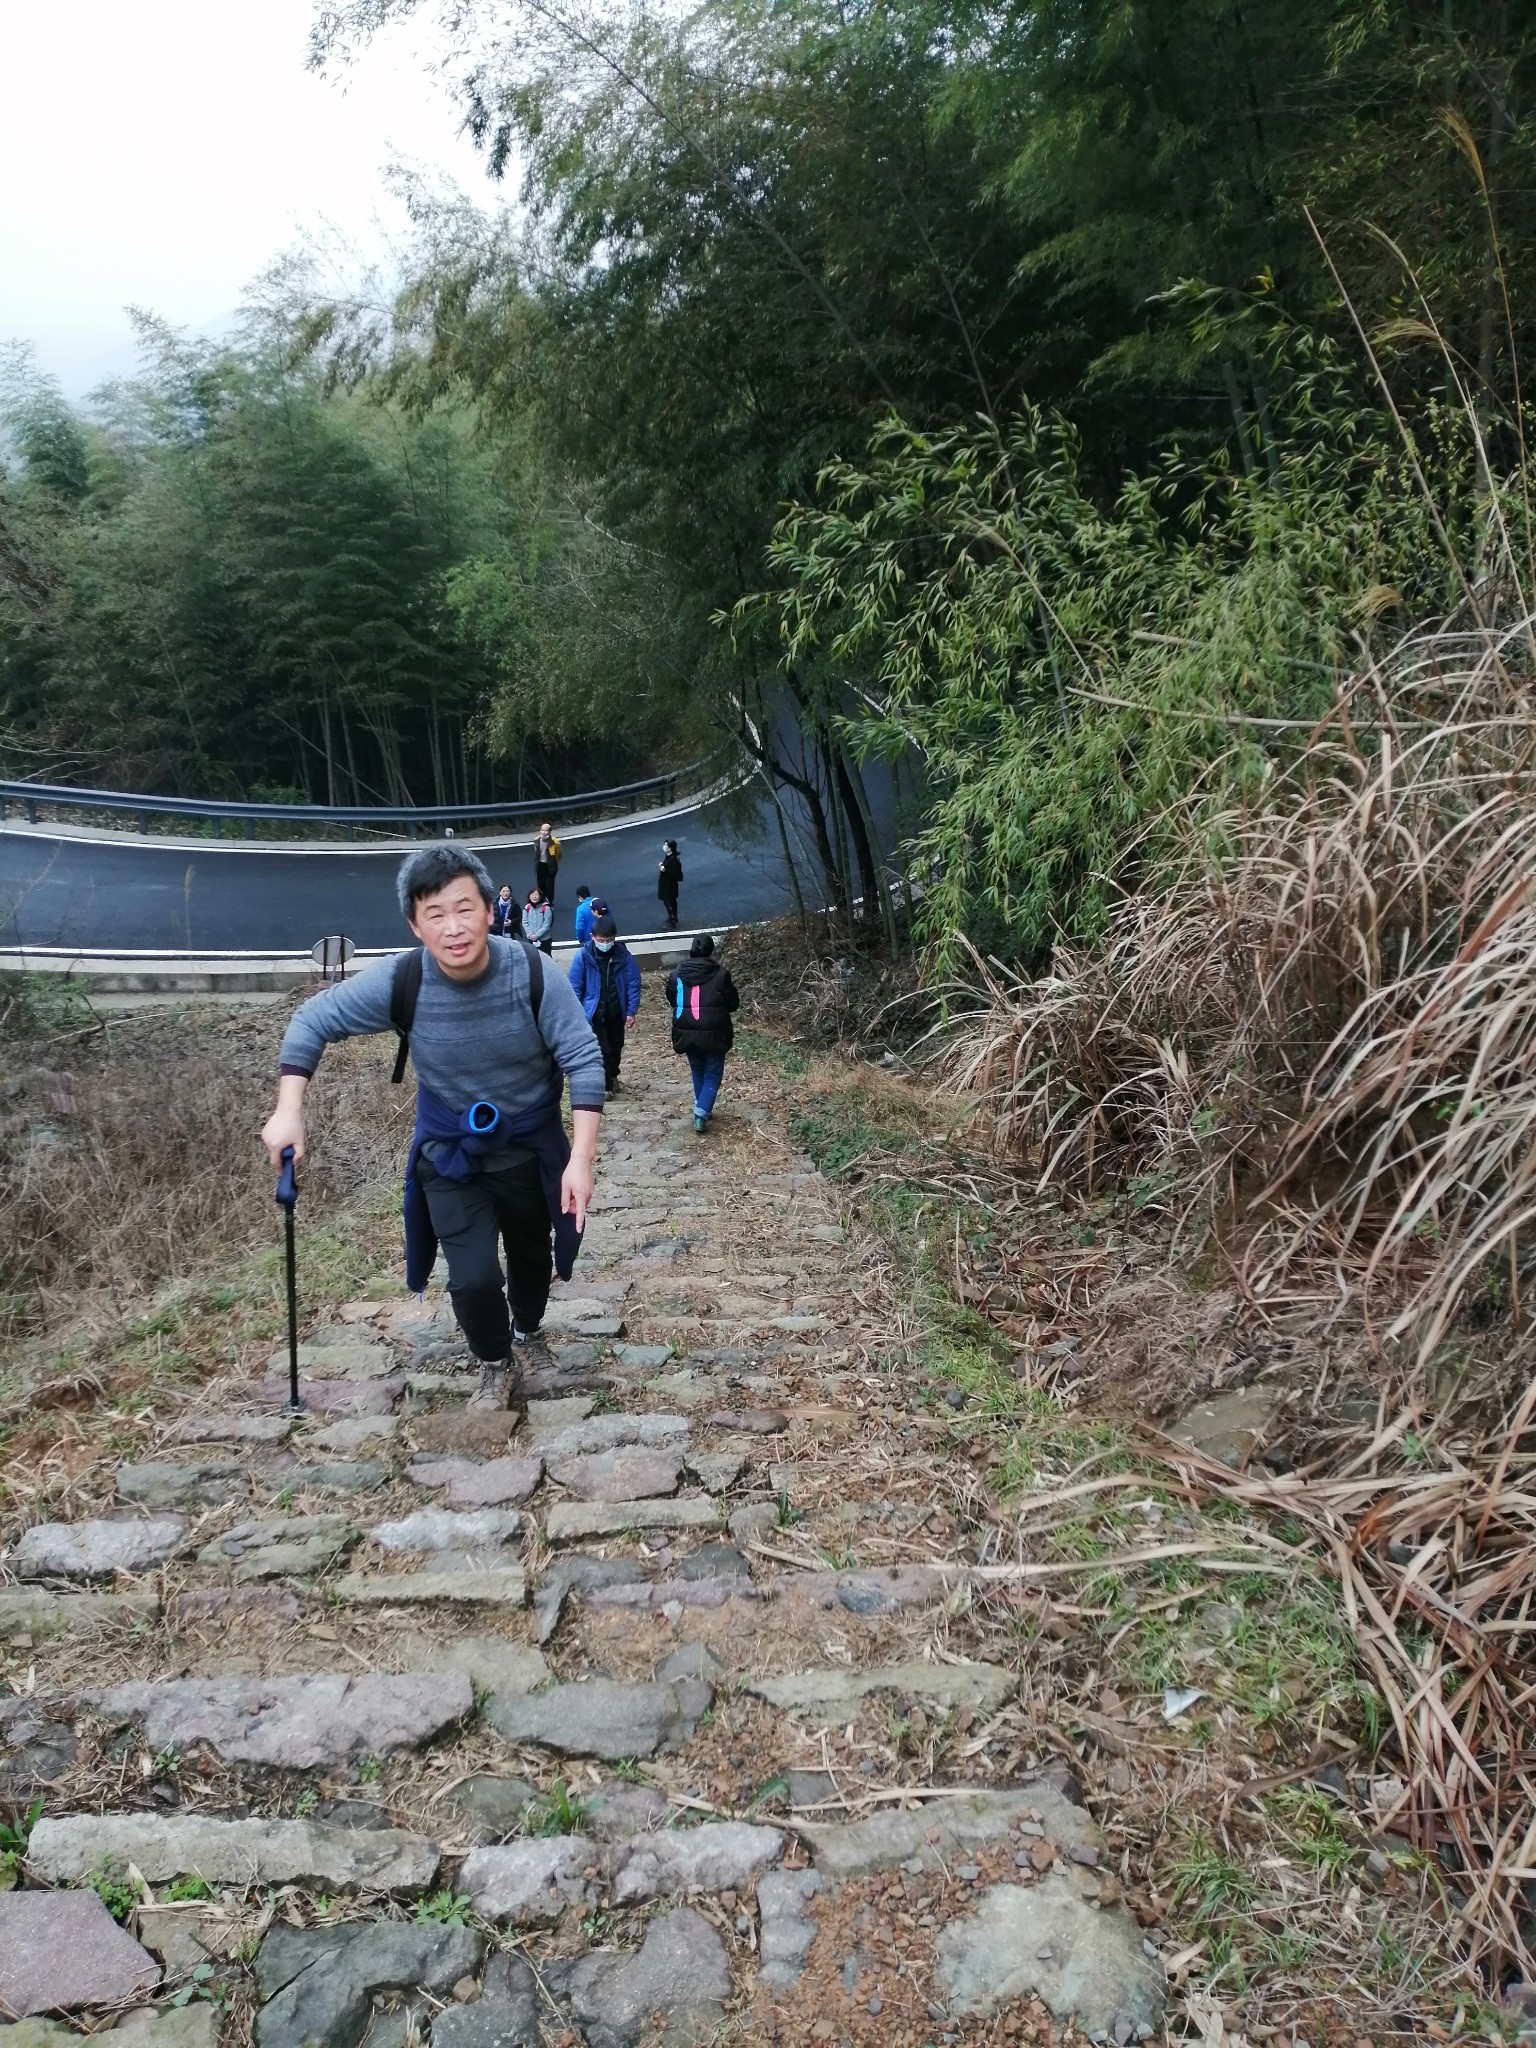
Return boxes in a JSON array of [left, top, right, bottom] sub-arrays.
[[664, 934, 740, 1133]]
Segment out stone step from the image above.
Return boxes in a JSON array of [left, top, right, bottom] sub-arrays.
[[546, 1446, 685, 1500], [27, 1813, 439, 1893], [458, 1819, 784, 1925], [544, 1496, 723, 1543], [265, 1341, 401, 1381], [332, 1566, 528, 1609], [405, 1455, 543, 1506], [484, 1673, 711, 1758], [254, 1920, 482, 2048], [744, 1659, 1013, 1719], [530, 1412, 691, 1457], [369, 1508, 522, 1554], [85, 1672, 473, 1767], [0, 1890, 161, 2019], [0, 1588, 158, 1639], [15, 1516, 185, 1580]]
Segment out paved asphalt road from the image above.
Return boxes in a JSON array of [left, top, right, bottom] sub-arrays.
[[0, 785, 805, 951]]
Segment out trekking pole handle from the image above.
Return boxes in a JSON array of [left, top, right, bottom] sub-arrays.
[[275, 1146, 298, 1210]]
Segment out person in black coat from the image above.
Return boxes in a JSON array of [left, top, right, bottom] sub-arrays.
[[657, 839, 683, 929], [491, 885, 521, 937], [664, 934, 739, 1132]]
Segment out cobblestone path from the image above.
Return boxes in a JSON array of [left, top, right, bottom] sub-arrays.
[[0, 1016, 1161, 2048]]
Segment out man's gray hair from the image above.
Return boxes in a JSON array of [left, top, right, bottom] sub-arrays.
[[396, 843, 495, 919]]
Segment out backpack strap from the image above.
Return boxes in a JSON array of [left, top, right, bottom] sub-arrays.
[[390, 940, 543, 1085], [390, 947, 425, 1084], [521, 940, 544, 1029]]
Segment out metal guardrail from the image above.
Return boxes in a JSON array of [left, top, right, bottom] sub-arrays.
[[0, 768, 694, 840]]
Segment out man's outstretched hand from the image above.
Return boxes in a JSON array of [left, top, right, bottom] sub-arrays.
[[261, 1075, 309, 1171]]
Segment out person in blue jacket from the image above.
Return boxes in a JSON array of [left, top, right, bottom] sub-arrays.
[[568, 909, 641, 1091], [573, 886, 594, 944]]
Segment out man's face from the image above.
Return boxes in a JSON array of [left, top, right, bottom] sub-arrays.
[[410, 879, 493, 981]]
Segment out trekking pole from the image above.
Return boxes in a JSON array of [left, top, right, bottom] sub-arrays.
[[274, 1146, 302, 1415]]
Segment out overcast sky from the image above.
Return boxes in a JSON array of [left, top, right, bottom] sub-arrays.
[[1, 0, 492, 395]]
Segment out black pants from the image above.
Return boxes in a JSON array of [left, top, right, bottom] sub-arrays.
[[593, 1012, 625, 1088], [535, 860, 558, 904], [659, 892, 679, 929], [418, 1153, 552, 1360]]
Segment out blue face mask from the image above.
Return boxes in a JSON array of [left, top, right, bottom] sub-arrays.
[[594, 939, 615, 954]]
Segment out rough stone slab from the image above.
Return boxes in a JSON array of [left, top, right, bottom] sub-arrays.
[[0, 1890, 161, 2014], [522, 1396, 596, 1438], [267, 1341, 400, 1381], [333, 1568, 527, 1608], [779, 1563, 973, 1617], [609, 1821, 783, 1904], [115, 1460, 246, 1510], [0, 1588, 157, 1639], [459, 1838, 598, 1924], [795, 1779, 1094, 1878], [757, 1868, 824, 1992], [541, 1303, 623, 1337], [748, 1660, 1013, 1720], [257, 1459, 387, 1494], [106, 2011, 217, 2048], [685, 1451, 745, 1492], [676, 1541, 750, 1581], [89, 1672, 473, 1767], [611, 1344, 672, 1370], [198, 1515, 357, 1580], [169, 1587, 299, 1625], [233, 1534, 358, 1582], [14, 1516, 185, 1580], [257, 1378, 401, 1416], [581, 1783, 670, 1841], [545, 1497, 723, 1544], [584, 1577, 756, 1614], [28, 1813, 440, 1893], [1168, 1384, 1279, 1469], [307, 1415, 400, 1454], [647, 1371, 714, 1408], [534, 1414, 690, 1459], [395, 1635, 546, 1698], [728, 1501, 780, 1546], [703, 1408, 788, 1435], [432, 1964, 540, 2048], [254, 1920, 483, 2048], [174, 1414, 293, 1445], [411, 1410, 521, 1455], [547, 1447, 684, 1502], [485, 1676, 711, 1760], [401, 1456, 542, 1508], [934, 1872, 1164, 2035], [370, 1508, 522, 1554], [545, 1906, 728, 2048], [449, 1774, 543, 1841]]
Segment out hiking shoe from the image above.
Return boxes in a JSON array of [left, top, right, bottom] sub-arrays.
[[513, 1323, 553, 1370], [693, 1112, 707, 1135], [469, 1359, 512, 1409]]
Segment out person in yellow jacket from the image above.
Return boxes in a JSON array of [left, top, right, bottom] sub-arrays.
[[533, 822, 563, 904]]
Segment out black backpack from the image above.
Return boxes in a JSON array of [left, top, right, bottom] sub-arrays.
[[389, 941, 544, 1085]]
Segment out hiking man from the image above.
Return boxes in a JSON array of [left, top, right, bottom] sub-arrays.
[[573, 885, 595, 944], [568, 909, 641, 1091], [534, 823, 562, 904], [657, 838, 683, 930], [665, 933, 740, 1133], [259, 843, 605, 1409]]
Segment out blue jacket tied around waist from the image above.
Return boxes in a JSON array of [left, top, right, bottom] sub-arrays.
[[404, 1084, 581, 1293]]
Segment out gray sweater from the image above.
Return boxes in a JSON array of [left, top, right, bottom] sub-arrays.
[[279, 938, 606, 1117]]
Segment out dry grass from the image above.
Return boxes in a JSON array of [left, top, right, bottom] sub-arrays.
[[1152, 1362, 1536, 1980], [940, 599, 1536, 1361], [0, 990, 408, 1343]]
